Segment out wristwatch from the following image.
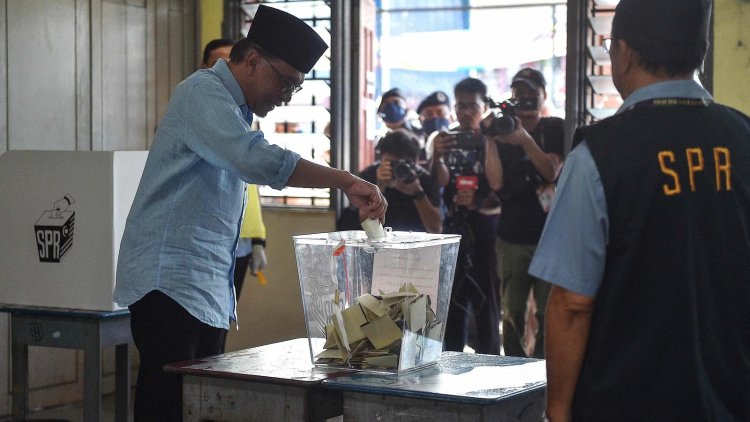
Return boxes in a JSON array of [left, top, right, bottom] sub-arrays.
[[411, 190, 426, 200]]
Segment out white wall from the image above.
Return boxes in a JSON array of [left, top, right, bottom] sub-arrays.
[[0, 0, 197, 415]]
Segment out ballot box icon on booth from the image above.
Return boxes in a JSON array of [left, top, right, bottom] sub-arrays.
[[0, 150, 148, 311], [35, 194, 76, 263]]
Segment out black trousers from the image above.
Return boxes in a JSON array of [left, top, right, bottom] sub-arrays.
[[129, 290, 226, 422], [444, 212, 501, 355], [233, 254, 252, 299]]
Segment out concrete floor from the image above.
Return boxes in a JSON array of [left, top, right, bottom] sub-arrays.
[[0, 390, 134, 422], [0, 391, 347, 422]]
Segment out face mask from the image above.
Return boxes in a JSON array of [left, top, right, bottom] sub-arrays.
[[381, 103, 407, 123], [422, 117, 450, 134]]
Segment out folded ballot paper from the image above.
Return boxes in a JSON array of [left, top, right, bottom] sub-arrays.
[[314, 282, 442, 370]]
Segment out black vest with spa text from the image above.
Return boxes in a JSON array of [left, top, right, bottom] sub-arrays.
[[572, 99, 750, 421]]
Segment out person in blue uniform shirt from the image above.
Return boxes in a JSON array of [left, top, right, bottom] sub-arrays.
[[114, 5, 386, 421], [526, 0, 750, 420]]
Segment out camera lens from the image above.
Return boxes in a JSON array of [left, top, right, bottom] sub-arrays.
[[492, 116, 516, 135], [392, 160, 417, 183]]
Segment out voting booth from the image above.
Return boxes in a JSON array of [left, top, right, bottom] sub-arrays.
[[0, 150, 148, 311]]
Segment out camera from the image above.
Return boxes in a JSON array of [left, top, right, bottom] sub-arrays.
[[481, 98, 518, 136], [390, 159, 420, 183], [450, 131, 482, 150], [444, 131, 482, 180]]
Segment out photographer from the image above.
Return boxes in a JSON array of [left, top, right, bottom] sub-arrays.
[[484, 68, 564, 358], [359, 129, 443, 233], [434, 78, 503, 355]]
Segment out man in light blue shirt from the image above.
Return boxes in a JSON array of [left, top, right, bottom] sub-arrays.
[[114, 5, 387, 421]]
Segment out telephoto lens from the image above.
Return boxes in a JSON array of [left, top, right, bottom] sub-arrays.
[[490, 114, 516, 135], [481, 98, 518, 136]]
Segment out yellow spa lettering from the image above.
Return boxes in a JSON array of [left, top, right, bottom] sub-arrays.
[[658, 147, 732, 196], [686, 148, 704, 192], [658, 151, 681, 196], [714, 147, 732, 191]]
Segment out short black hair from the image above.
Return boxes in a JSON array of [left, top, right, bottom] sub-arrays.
[[376, 129, 420, 160], [612, 0, 711, 76], [229, 39, 281, 64], [454, 77, 487, 101], [202, 38, 235, 66]]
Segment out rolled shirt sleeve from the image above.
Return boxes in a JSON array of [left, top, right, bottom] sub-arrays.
[[528, 142, 608, 297], [181, 79, 300, 190]]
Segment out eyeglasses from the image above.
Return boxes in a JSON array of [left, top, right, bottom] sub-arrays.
[[602, 37, 613, 54], [260, 55, 303, 96]]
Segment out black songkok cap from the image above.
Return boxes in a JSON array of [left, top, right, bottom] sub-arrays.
[[246, 4, 328, 74], [379, 88, 405, 109], [612, 0, 710, 66], [417, 91, 451, 115], [511, 68, 547, 90]]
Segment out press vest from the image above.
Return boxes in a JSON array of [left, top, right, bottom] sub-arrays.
[[573, 100, 750, 421]]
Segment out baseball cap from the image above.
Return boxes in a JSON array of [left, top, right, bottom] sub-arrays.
[[417, 91, 451, 115], [379, 88, 405, 110], [511, 68, 547, 90]]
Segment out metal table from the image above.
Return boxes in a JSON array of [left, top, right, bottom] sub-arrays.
[[164, 338, 353, 421], [323, 352, 547, 421], [166, 338, 547, 421], [1, 305, 131, 422]]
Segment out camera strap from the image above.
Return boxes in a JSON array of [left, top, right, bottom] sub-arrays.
[[524, 120, 546, 185]]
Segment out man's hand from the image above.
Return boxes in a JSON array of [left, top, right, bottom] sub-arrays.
[[393, 177, 423, 196], [432, 132, 458, 159], [481, 114, 561, 183], [376, 160, 393, 192], [250, 244, 267, 275], [376, 160, 393, 184], [453, 188, 477, 210], [344, 175, 388, 224], [484, 116, 533, 147]]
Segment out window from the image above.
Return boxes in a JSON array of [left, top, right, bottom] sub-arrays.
[[239, 0, 332, 208], [374, 0, 568, 144], [582, 0, 621, 123]]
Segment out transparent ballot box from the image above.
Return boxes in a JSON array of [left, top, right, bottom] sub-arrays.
[[294, 230, 460, 373]]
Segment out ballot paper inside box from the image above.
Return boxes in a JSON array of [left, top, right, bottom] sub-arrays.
[[294, 231, 460, 373]]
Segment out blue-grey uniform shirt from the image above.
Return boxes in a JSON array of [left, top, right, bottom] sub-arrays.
[[114, 59, 300, 329], [528, 80, 713, 297]]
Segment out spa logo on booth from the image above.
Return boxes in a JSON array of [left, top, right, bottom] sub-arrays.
[[34, 194, 76, 263]]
